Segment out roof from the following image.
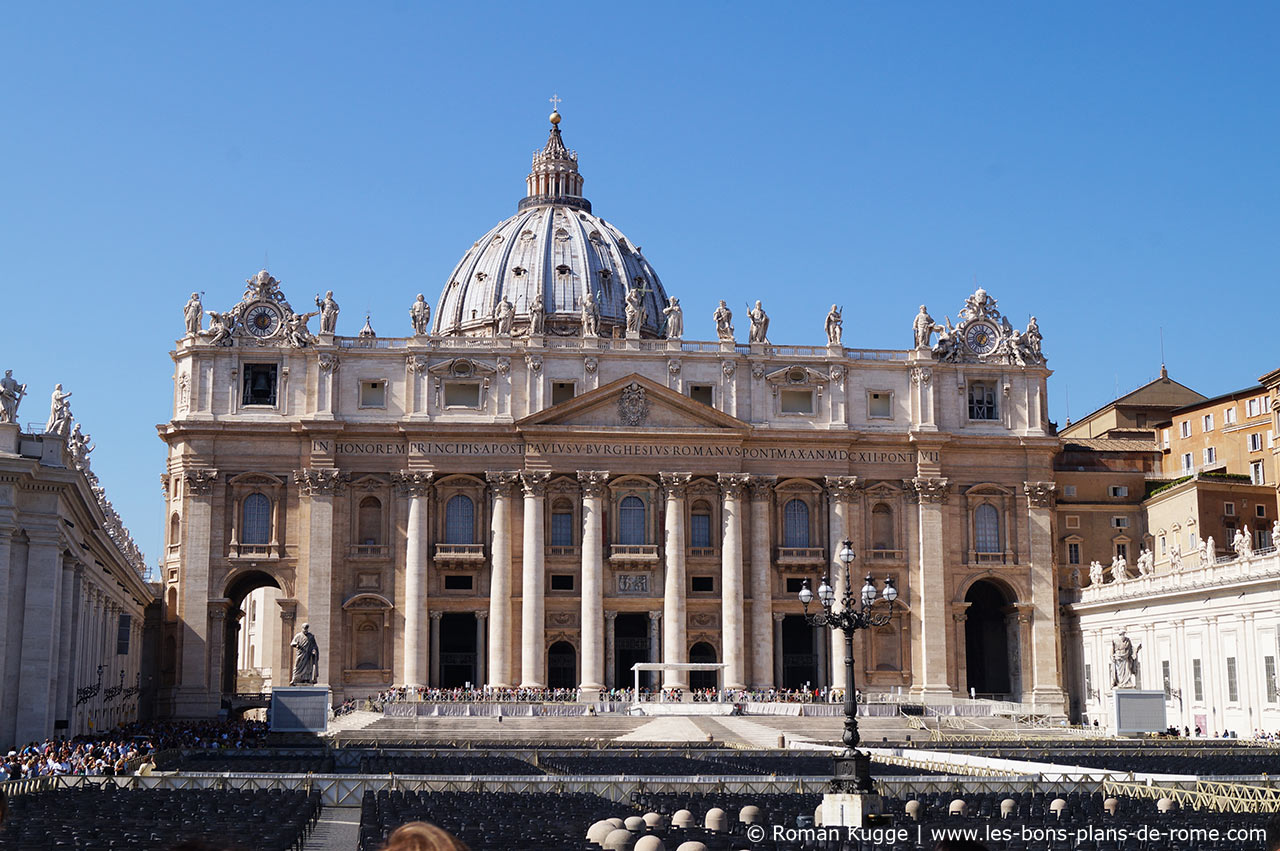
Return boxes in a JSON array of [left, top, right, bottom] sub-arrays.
[[1169, 384, 1265, 415], [1062, 438, 1158, 453], [1061, 370, 1204, 437]]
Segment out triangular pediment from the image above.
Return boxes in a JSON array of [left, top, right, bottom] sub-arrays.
[[517, 373, 749, 432]]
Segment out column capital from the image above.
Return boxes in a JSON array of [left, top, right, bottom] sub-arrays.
[[578, 470, 610, 499], [277, 598, 299, 622], [910, 365, 932, 386], [429, 610, 444, 621], [393, 470, 435, 497], [208, 599, 232, 621], [718, 472, 751, 500], [905, 476, 950, 504], [520, 470, 551, 497], [1023, 481, 1057, 509], [824, 475, 860, 503], [294, 468, 349, 496], [182, 468, 219, 495], [475, 610, 488, 623], [773, 612, 786, 623], [748, 475, 777, 501], [486, 471, 521, 497], [648, 610, 662, 621], [659, 472, 692, 499], [604, 610, 618, 622]]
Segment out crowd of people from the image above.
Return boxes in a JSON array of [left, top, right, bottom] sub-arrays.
[[376, 686, 584, 704]]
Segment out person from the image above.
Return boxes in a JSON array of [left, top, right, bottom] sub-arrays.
[[380, 821, 471, 851], [410, 294, 431, 335], [137, 755, 156, 776]]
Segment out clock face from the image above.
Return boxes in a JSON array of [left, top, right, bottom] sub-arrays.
[[965, 321, 999, 355], [245, 303, 281, 338]]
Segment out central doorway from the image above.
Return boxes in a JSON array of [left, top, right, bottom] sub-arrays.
[[548, 641, 577, 688], [689, 642, 718, 690], [614, 613, 653, 688], [964, 580, 1018, 698], [780, 615, 818, 689], [439, 612, 478, 687]]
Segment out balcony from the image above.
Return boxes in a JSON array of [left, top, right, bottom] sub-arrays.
[[971, 550, 1010, 565], [547, 544, 580, 558], [688, 547, 717, 559], [866, 548, 904, 562], [609, 544, 660, 564], [775, 547, 826, 569], [349, 544, 389, 559], [229, 542, 278, 559], [434, 543, 485, 564]]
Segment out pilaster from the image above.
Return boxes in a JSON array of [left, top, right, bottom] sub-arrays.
[[295, 468, 348, 689], [906, 475, 952, 700]]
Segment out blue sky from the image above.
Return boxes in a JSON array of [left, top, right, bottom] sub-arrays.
[[2, 3, 1277, 570]]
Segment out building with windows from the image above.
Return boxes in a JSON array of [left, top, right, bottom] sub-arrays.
[[156, 111, 1066, 719], [1159, 385, 1275, 484]]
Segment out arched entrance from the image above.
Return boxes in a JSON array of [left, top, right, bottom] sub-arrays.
[[221, 570, 283, 697], [439, 613, 478, 687], [689, 642, 718, 690], [780, 615, 818, 689], [548, 641, 576, 689], [964, 579, 1018, 699]]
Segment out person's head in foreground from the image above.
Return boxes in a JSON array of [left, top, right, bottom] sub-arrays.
[[381, 821, 470, 851]]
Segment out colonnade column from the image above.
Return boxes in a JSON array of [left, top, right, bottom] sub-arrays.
[[0, 511, 14, 716], [772, 612, 785, 688], [296, 467, 347, 688], [485, 472, 520, 688], [910, 475, 952, 700], [1024, 482, 1066, 712], [578, 471, 609, 693], [397, 471, 434, 689], [660, 472, 691, 690], [177, 469, 218, 717], [748, 476, 777, 688], [54, 557, 77, 724], [824, 476, 859, 691], [429, 611, 442, 687], [718, 473, 750, 691], [520, 471, 550, 688], [14, 524, 63, 745]]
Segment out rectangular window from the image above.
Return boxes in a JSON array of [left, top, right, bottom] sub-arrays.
[[549, 574, 574, 591], [1257, 503, 1268, 518], [780, 389, 814, 414], [867, 391, 893, 419], [1224, 502, 1236, 516], [1267, 656, 1278, 703], [443, 381, 481, 408], [116, 614, 131, 655], [1203, 413, 1214, 432], [1181, 420, 1192, 438], [1182, 453, 1194, 472], [1204, 447, 1217, 464], [1063, 485, 1077, 497], [689, 385, 714, 407], [690, 576, 715, 593], [242, 363, 278, 406], [1160, 536, 1167, 555], [1067, 542, 1080, 565], [1227, 657, 1239, 703], [1192, 659, 1204, 702], [550, 512, 574, 547], [968, 382, 998, 420], [1225, 407, 1237, 425], [1115, 542, 1127, 561], [1250, 433, 1264, 452], [1161, 428, 1170, 449], [1111, 516, 1129, 528], [1109, 485, 1129, 498], [1084, 663, 1093, 698], [785, 577, 808, 593], [1065, 515, 1080, 529], [359, 380, 386, 408], [443, 574, 474, 591], [1248, 398, 1261, 417], [551, 381, 576, 406], [689, 513, 712, 549], [1162, 660, 1172, 699]]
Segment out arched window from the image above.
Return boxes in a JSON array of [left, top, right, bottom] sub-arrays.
[[783, 499, 810, 548], [444, 495, 475, 544], [975, 504, 1001, 553], [242, 494, 271, 546], [690, 501, 712, 549], [168, 512, 180, 547], [166, 587, 178, 622], [619, 496, 646, 545], [358, 496, 382, 545], [871, 503, 894, 550], [355, 622, 380, 670], [551, 498, 574, 547]]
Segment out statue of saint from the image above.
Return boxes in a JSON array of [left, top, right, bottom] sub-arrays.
[[410, 294, 431, 335], [290, 622, 320, 685], [529, 291, 546, 335], [494, 295, 515, 336], [204, 309, 237, 346], [67, 423, 94, 472], [1088, 560, 1104, 587], [285, 310, 319, 348], [45, 384, 73, 437], [1169, 539, 1183, 571], [1111, 553, 1127, 581], [713, 300, 734, 342], [825, 305, 843, 345], [315, 291, 340, 335], [183, 293, 203, 335], [1204, 536, 1216, 564], [662, 297, 683, 338], [746, 300, 769, 343], [1233, 527, 1253, 560], [913, 305, 938, 349], [1272, 520, 1280, 549], [1024, 316, 1043, 360], [580, 290, 600, 337], [1136, 547, 1153, 576], [624, 287, 645, 334], [0, 370, 27, 424], [1110, 631, 1140, 690]]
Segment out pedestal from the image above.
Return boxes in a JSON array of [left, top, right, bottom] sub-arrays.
[[820, 792, 884, 828], [271, 686, 331, 733], [0, 423, 17, 456]]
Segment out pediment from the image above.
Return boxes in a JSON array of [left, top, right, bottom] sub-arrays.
[[517, 374, 749, 432], [764, 365, 829, 386]]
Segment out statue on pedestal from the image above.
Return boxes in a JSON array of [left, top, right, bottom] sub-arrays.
[[315, 291, 340, 335], [1110, 631, 1141, 690], [45, 384, 73, 437], [284, 310, 319, 348], [747, 300, 769, 343], [1169, 539, 1183, 571], [1204, 536, 1216, 564], [494, 295, 515, 336], [290, 622, 319, 685], [183, 293, 203, 335], [410, 294, 431, 335], [1136, 547, 1153, 576], [913, 305, 938, 349], [825, 305, 843, 345], [713, 300, 734, 342], [581, 290, 600, 337], [1088, 560, 1105, 587], [0, 370, 26, 424], [662, 297, 683, 338], [1233, 527, 1253, 560], [529, 291, 546, 335], [624, 287, 645, 334]]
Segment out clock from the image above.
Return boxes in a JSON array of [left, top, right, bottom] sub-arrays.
[[245, 303, 282, 338], [965, 321, 999, 355]]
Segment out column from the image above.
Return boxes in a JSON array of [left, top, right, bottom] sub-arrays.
[[177, 468, 218, 717], [748, 476, 777, 688], [277, 599, 298, 687], [824, 476, 859, 691], [648, 610, 661, 690], [397, 471, 434, 688], [578, 472, 609, 692], [54, 558, 77, 725], [429, 611, 442, 687], [772, 613, 785, 688], [15, 525, 64, 745], [475, 611, 487, 686], [207, 601, 230, 694], [296, 468, 345, 689], [910, 476, 953, 700], [605, 611, 617, 689], [718, 473, 750, 690], [62, 566, 84, 725], [520, 471, 550, 688], [0, 511, 14, 724], [486, 472, 519, 687], [1024, 482, 1066, 712], [659, 472, 691, 690], [815, 624, 829, 688]]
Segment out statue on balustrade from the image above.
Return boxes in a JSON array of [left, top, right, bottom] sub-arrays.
[[825, 305, 843, 345], [1110, 631, 1141, 690], [290, 623, 320, 685], [1088, 560, 1104, 587], [662, 296, 683, 338], [183, 293, 203, 335], [1136, 547, 1153, 576], [0, 370, 26, 424], [315, 291, 340, 335], [410, 294, 431, 335], [713, 300, 734, 342], [1233, 527, 1253, 560]]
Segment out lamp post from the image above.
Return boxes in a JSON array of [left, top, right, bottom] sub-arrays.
[[799, 538, 897, 793]]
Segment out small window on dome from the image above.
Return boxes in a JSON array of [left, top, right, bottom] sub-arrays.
[[556, 264, 571, 276], [589, 230, 603, 242], [490, 235, 504, 245], [475, 271, 487, 282], [511, 267, 526, 277]]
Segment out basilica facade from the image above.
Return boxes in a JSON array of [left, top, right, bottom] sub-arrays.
[[158, 112, 1066, 718]]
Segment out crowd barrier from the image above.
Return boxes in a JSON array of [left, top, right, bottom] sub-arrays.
[[382, 702, 628, 718]]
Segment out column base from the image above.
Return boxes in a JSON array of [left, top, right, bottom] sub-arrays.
[[820, 792, 884, 828], [519, 680, 546, 690], [909, 685, 955, 702], [578, 684, 604, 702]]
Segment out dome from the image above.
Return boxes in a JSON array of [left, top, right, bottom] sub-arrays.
[[434, 114, 670, 338]]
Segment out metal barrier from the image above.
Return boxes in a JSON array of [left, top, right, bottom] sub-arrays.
[[1104, 777, 1280, 813]]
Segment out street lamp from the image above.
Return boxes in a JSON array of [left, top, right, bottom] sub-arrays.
[[799, 538, 898, 793]]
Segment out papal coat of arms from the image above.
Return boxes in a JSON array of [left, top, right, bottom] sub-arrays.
[[618, 382, 649, 426]]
